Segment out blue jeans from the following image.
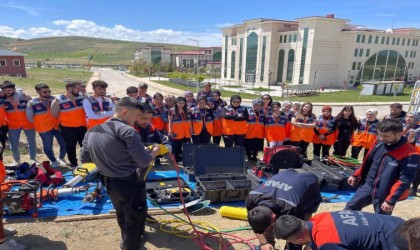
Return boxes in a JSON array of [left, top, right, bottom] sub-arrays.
[[39, 129, 67, 162], [8, 128, 37, 162]]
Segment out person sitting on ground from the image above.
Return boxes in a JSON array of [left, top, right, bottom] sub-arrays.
[[126, 86, 138, 99], [274, 211, 405, 250], [384, 102, 407, 124], [246, 169, 321, 250]]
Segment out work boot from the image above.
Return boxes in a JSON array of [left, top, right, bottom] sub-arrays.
[[0, 239, 26, 250]]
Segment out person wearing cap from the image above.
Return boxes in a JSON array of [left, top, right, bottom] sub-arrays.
[[26, 83, 67, 168], [137, 82, 153, 104], [403, 111, 420, 196], [184, 91, 197, 109], [0, 88, 7, 162], [222, 95, 248, 147], [274, 211, 405, 250], [196, 82, 213, 100], [384, 103, 407, 124], [245, 98, 265, 161], [51, 80, 87, 168], [351, 109, 379, 159], [1, 81, 37, 166], [246, 169, 321, 250], [312, 105, 336, 159], [83, 80, 115, 130]]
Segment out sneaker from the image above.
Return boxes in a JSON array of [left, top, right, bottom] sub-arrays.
[[0, 239, 26, 250], [58, 159, 68, 167], [51, 161, 60, 168], [29, 159, 40, 166]]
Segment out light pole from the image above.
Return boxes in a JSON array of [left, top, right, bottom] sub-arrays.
[[268, 69, 272, 93], [188, 38, 200, 93], [313, 70, 318, 86], [346, 69, 351, 90]]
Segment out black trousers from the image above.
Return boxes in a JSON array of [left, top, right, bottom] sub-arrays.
[[170, 137, 191, 162], [223, 134, 245, 147], [313, 143, 331, 158], [344, 183, 391, 215], [333, 137, 351, 156], [0, 125, 8, 161], [59, 125, 87, 167], [291, 140, 310, 158], [192, 128, 211, 144], [244, 138, 264, 159], [212, 135, 222, 145], [351, 146, 369, 159], [103, 176, 147, 250]]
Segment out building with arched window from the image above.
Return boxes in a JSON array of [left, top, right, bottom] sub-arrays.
[[133, 46, 172, 65], [221, 15, 420, 87]]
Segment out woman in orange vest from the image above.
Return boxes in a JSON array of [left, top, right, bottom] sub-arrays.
[[290, 102, 316, 158], [312, 106, 336, 159], [191, 96, 214, 144], [208, 98, 223, 145], [151, 92, 166, 134], [403, 111, 420, 196], [265, 101, 288, 148], [351, 109, 379, 159], [245, 99, 265, 161], [222, 95, 248, 147], [281, 101, 294, 145], [168, 96, 192, 163], [185, 91, 197, 109], [211, 90, 227, 109], [261, 94, 273, 117]]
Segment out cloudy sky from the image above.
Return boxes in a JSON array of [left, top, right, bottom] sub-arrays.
[[1, 0, 420, 47]]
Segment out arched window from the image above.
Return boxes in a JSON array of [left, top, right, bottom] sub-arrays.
[[212, 51, 221, 62], [230, 51, 236, 78], [277, 50, 285, 82], [286, 49, 295, 83], [357, 50, 406, 83], [151, 50, 162, 65], [245, 32, 258, 82]]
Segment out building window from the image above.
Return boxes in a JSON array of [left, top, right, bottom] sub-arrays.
[[412, 62, 415, 69], [286, 49, 295, 83], [357, 50, 407, 82], [288, 35, 292, 43], [386, 37, 390, 45], [279, 35, 283, 43], [410, 51, 413, 58], [0, 60, 6, 66], [293, 34, 297, 42], [407, 39, 411, 46], [357, 62, 361, 70], [414, 51, 417, 58], [298, 28, 309, 84], [361, 35, 366, 43], [230, 51, 236, 78], [368, 35, 372, 44], [352, 62, 356, 70], [396, 38, 400, 45], [392, 37, 396, 45], [366, 49, 370, 57], [356, 34, 361, 43], [284, 35, 287, 43], [239, 38, 243, 80], [405, 51, 409, 57], [245, 32, 258, 83], [231, 38, 237, 46], [375, 36, 379, 44], [359, 49, 363, 57], [13, 59, 20, 66], [402, 38, 405, 46], [381, 36, 385, 44], [277, 50, 285, 82], [354, 48, 359, 57], [260, 36, 267, 81], [151, 50, 162, 65]]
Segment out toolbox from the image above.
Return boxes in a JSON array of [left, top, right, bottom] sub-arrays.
[[145, 177, 201, 205], [322, 162, 356, 190], [302, 160, 343, 192], [182, 143, 218, 182], [193, 147, 263, 203]]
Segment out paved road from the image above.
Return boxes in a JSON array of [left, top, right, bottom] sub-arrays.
[[92, 68, 408, 118]]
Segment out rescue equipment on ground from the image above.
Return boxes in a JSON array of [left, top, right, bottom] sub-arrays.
[[219, 206, 248, 221]]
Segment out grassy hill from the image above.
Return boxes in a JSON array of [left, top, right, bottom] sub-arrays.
[[0, 36, 195, 65]]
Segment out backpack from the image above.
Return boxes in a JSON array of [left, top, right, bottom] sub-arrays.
[[15, 162, 38, 180], [34, 161, 65, 186]]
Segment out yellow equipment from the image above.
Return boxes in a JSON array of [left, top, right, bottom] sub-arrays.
[[219, 206, 248, 221]]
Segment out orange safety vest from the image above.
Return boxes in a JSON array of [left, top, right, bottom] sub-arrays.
[[284, 112, 294, 140], [151, 104, 165, 131], [352, 118, 379, 149], [290, 114, 316, 143], [0, 99, 7, 126], [222, 105, 247, 135], [191, 107, 214, 135], [212, 107, 223, 136], [312, 115, 336, 145], [415, 135, 420, 153], [56, 94, 86, 127], [246, 108, 265, 139], [0, 160, 5, 183], [170, 109, 191, 139], [265, 112, 288, 142], [85, 96, 113, 129], [29, 97, 59, 133], [4, 95, 34, 130]]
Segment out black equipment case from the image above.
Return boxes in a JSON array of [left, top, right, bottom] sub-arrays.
[[302, 160, 343, 192], [315, 160, 356, 190], [193, 147, 263, 203], [145, 177, 201, 205], [182, 143, 218, 182]]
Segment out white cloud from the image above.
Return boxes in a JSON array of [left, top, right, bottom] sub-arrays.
[[216, 22, 236, 28], [0, 19, 222, 47]]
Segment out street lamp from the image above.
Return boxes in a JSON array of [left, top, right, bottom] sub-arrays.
[[313, 70, 318, 86], [346, 69, 351, 90], [188, 38, 200, 93], [268, 69, 272, 93]]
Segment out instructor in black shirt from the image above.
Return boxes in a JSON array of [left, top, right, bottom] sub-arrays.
[[81, 97, 160, 250]]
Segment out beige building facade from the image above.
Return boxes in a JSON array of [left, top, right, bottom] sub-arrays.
[[221, 15, 420, 87]]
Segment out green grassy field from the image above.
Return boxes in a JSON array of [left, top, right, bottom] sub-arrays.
[[0, 68, 93, 96]]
